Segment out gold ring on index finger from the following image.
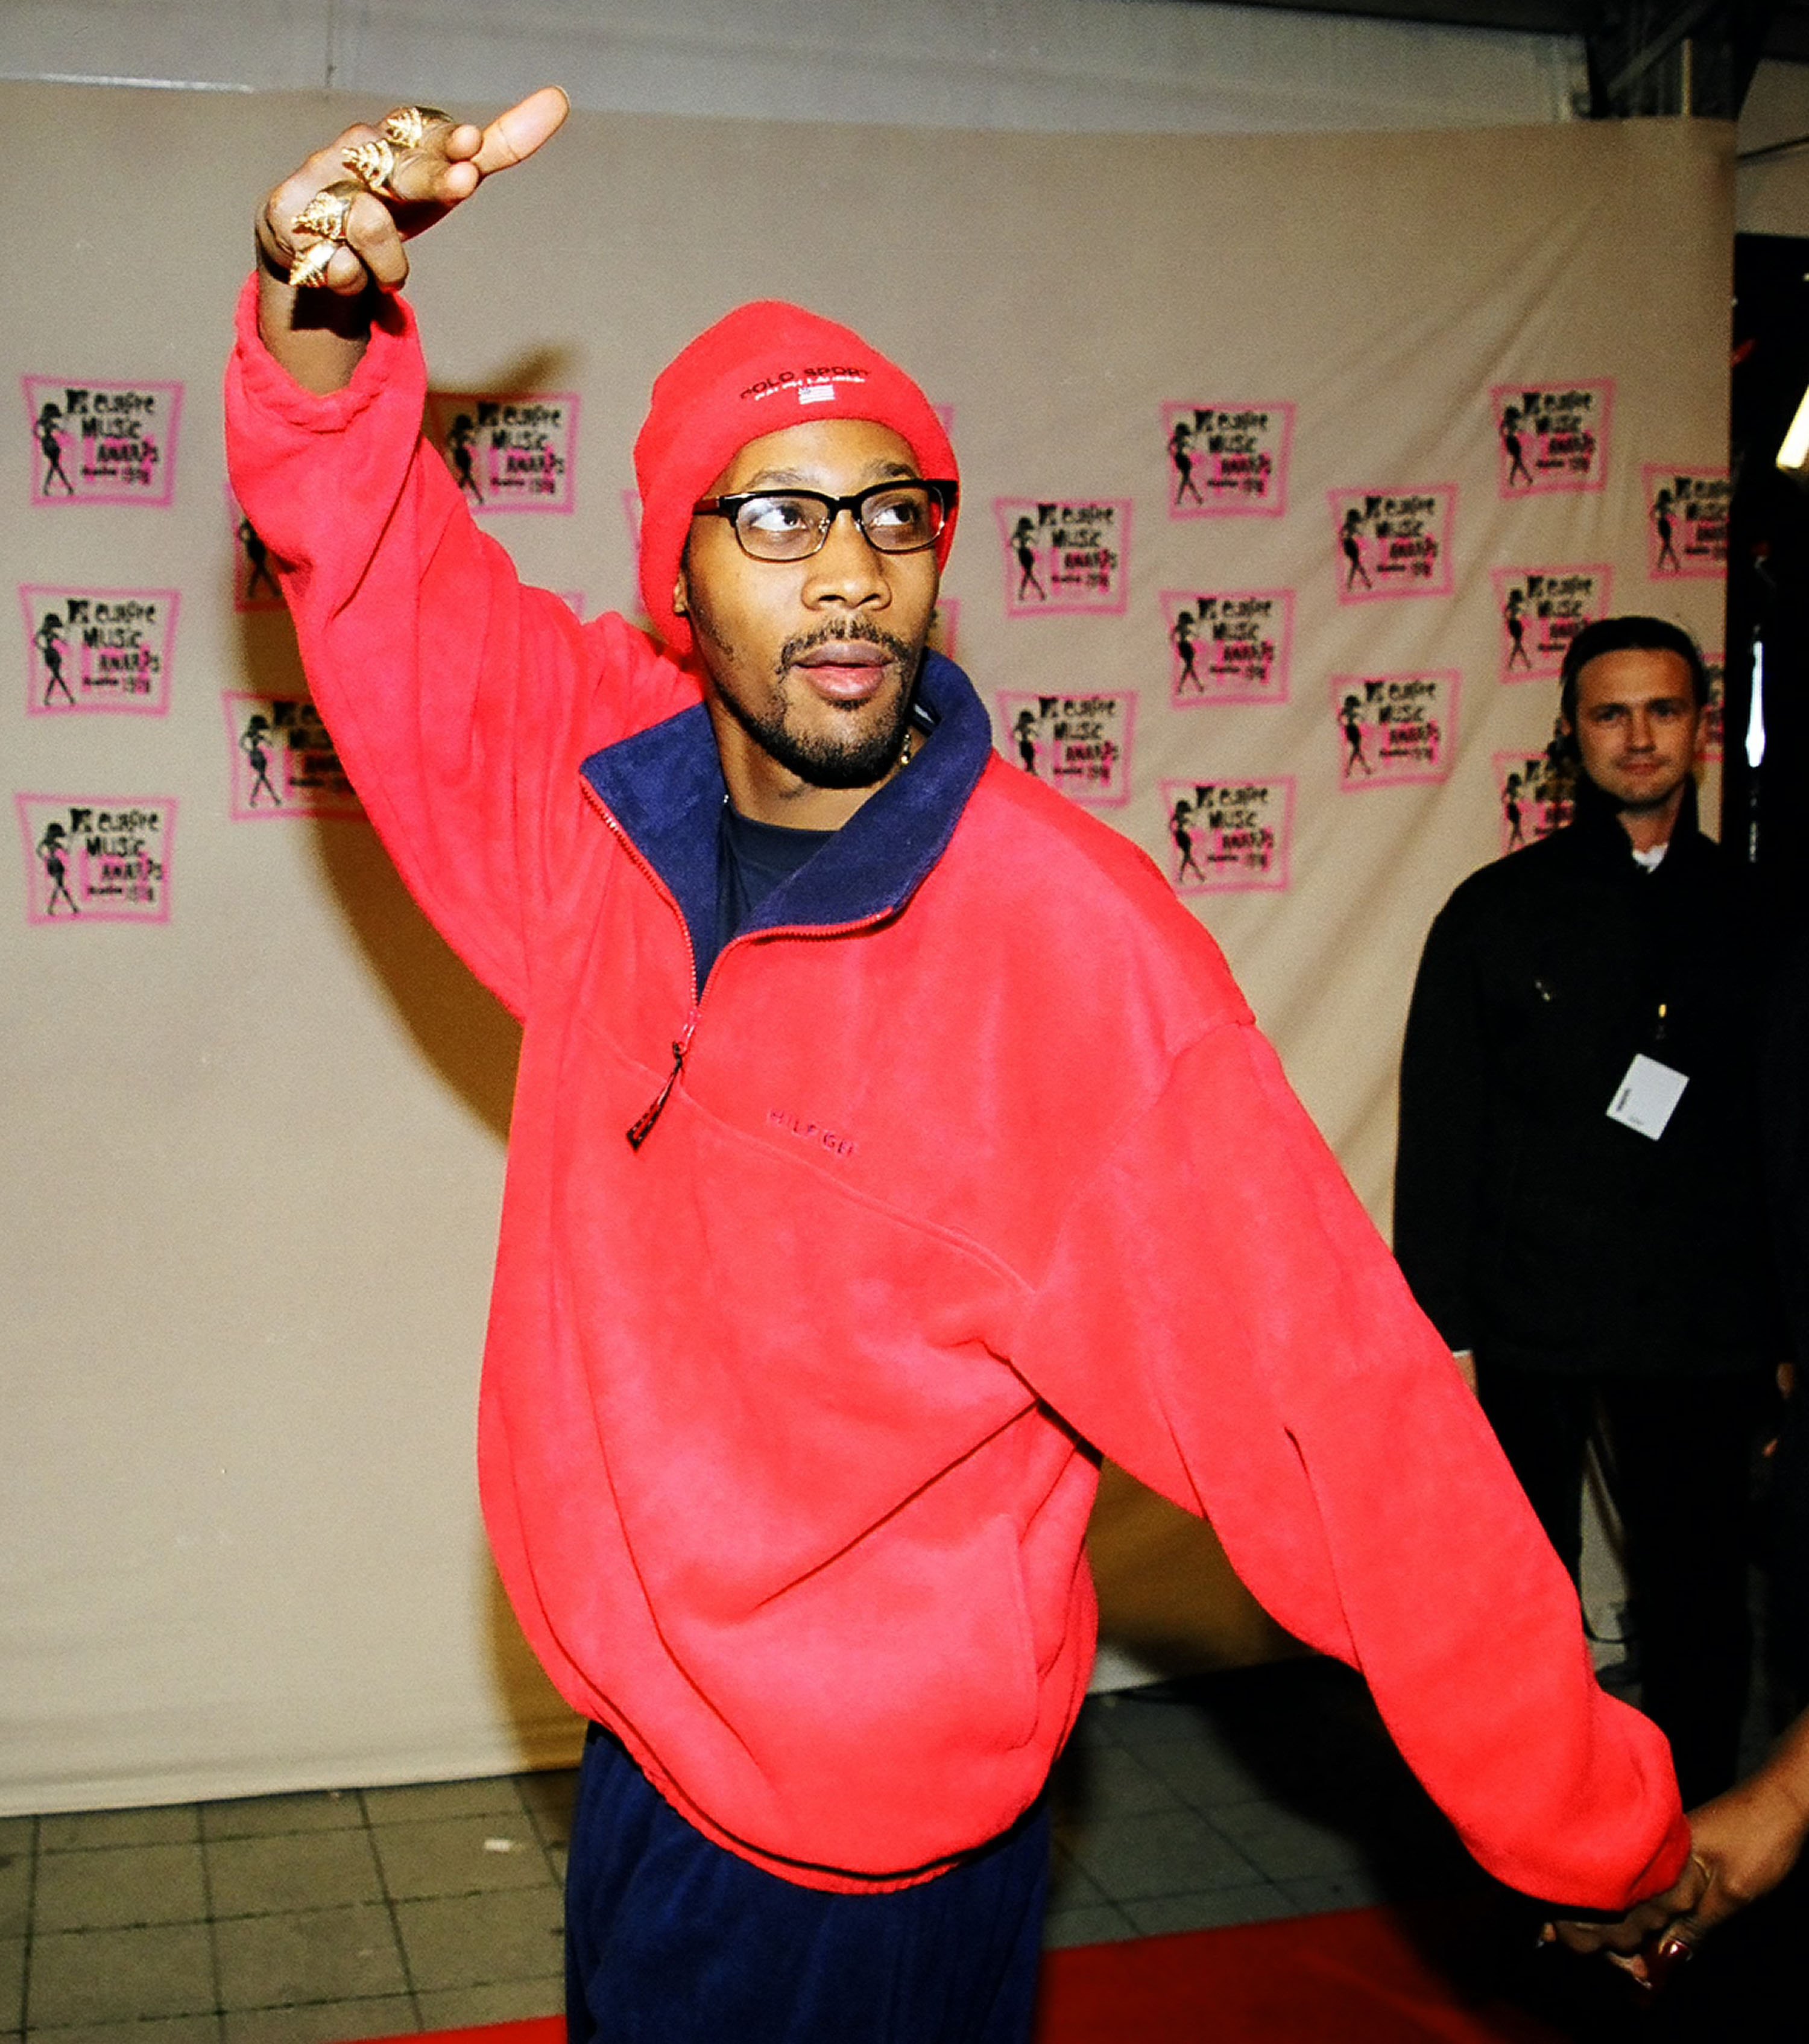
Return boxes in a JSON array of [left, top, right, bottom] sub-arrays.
[[287, 179, 364, 288], [378, 105, 450, 149]]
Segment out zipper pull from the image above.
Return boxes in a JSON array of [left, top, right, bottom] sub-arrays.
[[627, 1007, 700, 1151]]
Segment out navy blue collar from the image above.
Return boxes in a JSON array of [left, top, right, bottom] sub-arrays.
[[581, 652, 993, 975]]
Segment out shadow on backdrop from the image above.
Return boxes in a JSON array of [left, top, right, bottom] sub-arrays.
[[232, 582, 522, 1147], [484, 1542, 589, 1774]]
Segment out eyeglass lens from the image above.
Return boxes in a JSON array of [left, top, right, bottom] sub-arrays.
[[734, 486, 946, 560]]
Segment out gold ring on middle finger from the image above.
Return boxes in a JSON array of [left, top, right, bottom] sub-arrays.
[[343, 136, 399, 197], [379, 105, 449, 149]]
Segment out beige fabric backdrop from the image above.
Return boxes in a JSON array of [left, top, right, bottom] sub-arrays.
[[1, 84, 1731, 1809]]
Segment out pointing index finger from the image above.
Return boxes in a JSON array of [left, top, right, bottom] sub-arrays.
[[471, 86, 570, 176]]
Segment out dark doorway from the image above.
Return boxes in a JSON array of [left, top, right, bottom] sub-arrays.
[[1726, 232, 1809, 923]]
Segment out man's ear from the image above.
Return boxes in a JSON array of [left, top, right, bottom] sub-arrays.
[[672, 569, 689, 619]]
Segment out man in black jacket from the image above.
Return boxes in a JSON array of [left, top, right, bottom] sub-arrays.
[[1395, 615, 1779, 1805]]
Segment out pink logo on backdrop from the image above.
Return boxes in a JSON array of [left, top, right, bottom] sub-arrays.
[[17, 796, 174, 922], [24, 378, 182, 507], [997, 691, 1134, 806], [1494, 742, 1574, 856], [1492, 566, 1611, 683], [994, 499, 1131, 616], [1161, 403, 1292, 517], [224, 696, 362, 820], [1491, 382, 1612, 496], [21, 586, 176, 716], [1334, 672, 1458, 790], [1163, 590, 1292, 706], [1645, 466, 1729, 578], [1163, 778, 1293, 894], [1328, 487, 1456, 602], [426, 392, 579, 513]]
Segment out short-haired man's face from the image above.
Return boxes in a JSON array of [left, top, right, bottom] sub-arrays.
[[675, 418, 938, 793], [1563, 648, 1701, 818]]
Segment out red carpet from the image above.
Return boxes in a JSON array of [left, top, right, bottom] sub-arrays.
[[353, 1903, 1567, 2043]]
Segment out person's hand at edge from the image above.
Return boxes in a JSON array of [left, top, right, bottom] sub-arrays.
[[1547, 1710, 1809, 1984]]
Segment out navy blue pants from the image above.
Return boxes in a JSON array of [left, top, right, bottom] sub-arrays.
[[565, 1725, 1050, 2043]]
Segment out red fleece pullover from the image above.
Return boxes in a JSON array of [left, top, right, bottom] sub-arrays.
[[225, 280, 1688, 1905]]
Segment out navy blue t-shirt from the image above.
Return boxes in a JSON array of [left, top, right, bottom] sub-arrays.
[[696, 802, 835, 987]]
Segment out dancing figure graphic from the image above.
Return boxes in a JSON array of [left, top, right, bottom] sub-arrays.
[[36, 403, 75, 496], [1340, 507, 1372, 590], [35, 612, 74, 706], [1011, 516, 1047, 602], [37, 821, 79, 914], [1500, 402, 1532, 489], [1170, 610, 1202, 694], [1503, 589, 1532, 672], [1652, 488, 1681, 574], [446, 414, 484, 502], [1169, 798, 1205, 884], [241, 714, 284, 807], [1340, 694, 1374, 776], [1502, 771, 1527, 849], [1169, 419, 1203, 508], [238, 517, 280, 601], [1012, 707, 1042, 776]]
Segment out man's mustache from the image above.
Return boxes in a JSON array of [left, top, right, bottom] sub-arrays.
[[779, 622, 916, 669]]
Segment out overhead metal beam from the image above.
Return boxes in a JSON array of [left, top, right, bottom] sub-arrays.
[[1174, 0, 1586, 26], [1602, 0, 1724, 97], [1580, 0, 1786, 115], [1151, 0, 1809, 101]]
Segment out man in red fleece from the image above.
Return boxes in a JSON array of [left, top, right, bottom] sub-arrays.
[[233, 89, 1697, 2043]]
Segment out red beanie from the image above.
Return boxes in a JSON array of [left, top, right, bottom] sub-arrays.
[[634, 301, 959, 659]]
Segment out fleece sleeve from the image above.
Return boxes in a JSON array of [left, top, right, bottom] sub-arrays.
[[1012, 1020, 1688, 1913], [223, 279, 698, 1016]]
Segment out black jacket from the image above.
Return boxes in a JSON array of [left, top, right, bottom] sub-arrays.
[[1766, 931, 1809, 1371], [1395, 780, 1780, 1375]]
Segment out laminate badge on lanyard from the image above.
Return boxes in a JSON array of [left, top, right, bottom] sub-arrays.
[[1606, 1054, 1688, 1141]]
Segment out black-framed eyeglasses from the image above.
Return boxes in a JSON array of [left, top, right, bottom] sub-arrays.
[[692, 479, 959, 562]]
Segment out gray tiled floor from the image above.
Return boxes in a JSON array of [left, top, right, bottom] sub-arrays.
[[4, 1770, 569, 2040], [1, 1662, 1482, 2040]]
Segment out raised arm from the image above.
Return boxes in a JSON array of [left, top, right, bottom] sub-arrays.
[[253, 89, 570, 394], [227, 89, 698, 1013]]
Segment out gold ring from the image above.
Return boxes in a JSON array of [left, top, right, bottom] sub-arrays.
[[343, 136, 399, 195], [379, 105, 449, 149], [287, 179, 363, 288]]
